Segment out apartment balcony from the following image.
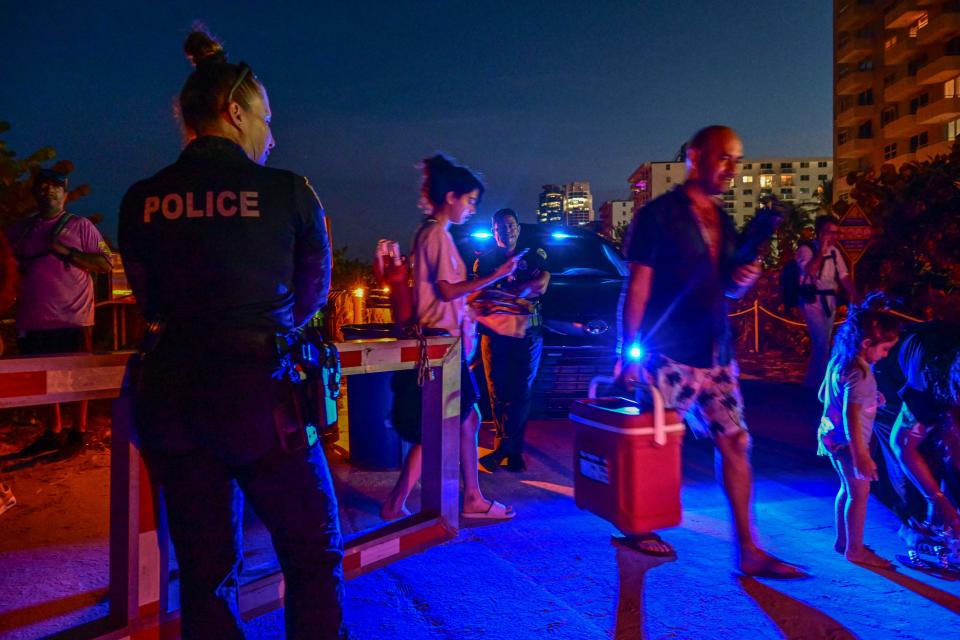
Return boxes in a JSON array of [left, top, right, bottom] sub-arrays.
[[883, 73, 918, 101], [881, 113, 918, 138], [836, 136, 875, 159], [916, 95, 960, 123], [883, 33, 916, 65], [837, 1, 876, 32], [918, 11, 960, 46], [884, 1, 927, 29], [837, 35, 875, 63], [836, 103, 875, 126], [917, 54, 960, 84], [837, 69, 874, 95], [890, 151, 917, 167], [919, 139, 958, 160]]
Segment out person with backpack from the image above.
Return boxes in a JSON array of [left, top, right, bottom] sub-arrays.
[[795, 214, 858, 389], [5, 168, 112, 458]]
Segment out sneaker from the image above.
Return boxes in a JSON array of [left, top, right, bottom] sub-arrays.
[[18, 430, 68, 457], [0, 483, 15, 516]]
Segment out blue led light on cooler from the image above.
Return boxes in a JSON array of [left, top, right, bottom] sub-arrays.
[[471, 231, 493, 239], [551, 231, 575, 240], [627, 343, 644, 361]]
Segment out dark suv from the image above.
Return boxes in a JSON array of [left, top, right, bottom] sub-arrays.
[[451, 223, 628, 346]]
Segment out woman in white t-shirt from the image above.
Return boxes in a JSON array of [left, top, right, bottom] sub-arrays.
[[382, 154, 521, 521]]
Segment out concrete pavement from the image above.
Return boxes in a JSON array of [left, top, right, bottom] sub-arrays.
[[2, 380, 958, 639]]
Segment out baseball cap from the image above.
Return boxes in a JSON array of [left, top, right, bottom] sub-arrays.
[[35, 169, 68, 187]]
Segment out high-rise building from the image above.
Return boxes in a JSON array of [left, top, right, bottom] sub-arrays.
[[834, 0, 960, 202], [537, 184, 564, 224], [628, 162, 686, 212], [598, 199, 635, 238], [627, 157, 833, 226], [563, 181, 595, 226]]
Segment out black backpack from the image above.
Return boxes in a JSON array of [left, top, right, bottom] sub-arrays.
[[780, 240, 817, 309]]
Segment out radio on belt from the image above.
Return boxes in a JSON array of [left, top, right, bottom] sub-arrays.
[[571, 386, 685, 534]]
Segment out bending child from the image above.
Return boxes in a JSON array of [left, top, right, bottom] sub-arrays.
[[817, 305, 900, 569]]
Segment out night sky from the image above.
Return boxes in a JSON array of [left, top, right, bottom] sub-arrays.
[[2, 1, 832, 257]]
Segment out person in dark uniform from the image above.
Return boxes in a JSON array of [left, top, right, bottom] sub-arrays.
[[117, 29, 344, 639], [473, 209, 550, 472]]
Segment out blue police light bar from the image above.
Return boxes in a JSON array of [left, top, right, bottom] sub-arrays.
[[551, 231, 575, 240], [471, 231, 493, 239], [627, 343, 644, 361]]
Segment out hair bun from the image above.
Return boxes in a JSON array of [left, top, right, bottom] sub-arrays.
[[184, 27, 227, 67], [422, 154, 454, 174]]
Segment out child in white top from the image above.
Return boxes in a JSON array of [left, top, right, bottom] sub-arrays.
[[818, 305, 900, 569]]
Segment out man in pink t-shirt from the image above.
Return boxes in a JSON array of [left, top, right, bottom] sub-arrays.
[[6, 169, 112, 455]]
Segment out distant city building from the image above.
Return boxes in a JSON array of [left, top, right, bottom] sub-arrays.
[[598, 199, 634, 238], [537, 184, 564, 224], [628, 157, 833, 226], [833, 1, 960, 203], [562, 181, 595, 226], [537, 181, 596, 226]]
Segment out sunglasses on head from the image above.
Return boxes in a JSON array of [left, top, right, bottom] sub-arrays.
[[226, 62, 253, 105]]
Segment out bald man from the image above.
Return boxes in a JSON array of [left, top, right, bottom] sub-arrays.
[[616, 125, 805, 578]]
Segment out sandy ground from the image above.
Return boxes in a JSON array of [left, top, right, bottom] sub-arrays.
[[2, 381, 958, 639]]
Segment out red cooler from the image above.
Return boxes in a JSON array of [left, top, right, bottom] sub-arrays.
[[571, 387, 685, 533]]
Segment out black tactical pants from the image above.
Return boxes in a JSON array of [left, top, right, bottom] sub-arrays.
[[136, 332, 345, 639], [480, 331, 543, 456]]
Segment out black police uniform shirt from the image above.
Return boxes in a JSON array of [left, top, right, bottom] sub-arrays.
[[473, 241, 548, 327], [118, 136, 331, 333], [623, 187, 739, 369]]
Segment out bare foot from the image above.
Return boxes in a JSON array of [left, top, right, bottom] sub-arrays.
[[739, 549, 808, 579], [612, 533, 675, 557], [845, 548, 894, 569]]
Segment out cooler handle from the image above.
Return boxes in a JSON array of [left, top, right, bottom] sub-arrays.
[[587, 375, 615, 400], [650, 385, 667, 447], [587, 375, 668, 447]]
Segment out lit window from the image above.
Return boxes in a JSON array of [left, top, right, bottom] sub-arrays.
[[759, 175, 774, 188], [946, 76, 960, 99], [780, 175, 795, 187], [948, 118, 960, 141], [742, 175, 753, 183]]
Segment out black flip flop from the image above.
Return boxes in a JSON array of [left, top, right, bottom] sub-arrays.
[[611, 532, 677, 558]]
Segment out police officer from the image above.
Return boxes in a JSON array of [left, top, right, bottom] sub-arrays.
[[474, 209, 550, 472], [118, 30, 344, 639]]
